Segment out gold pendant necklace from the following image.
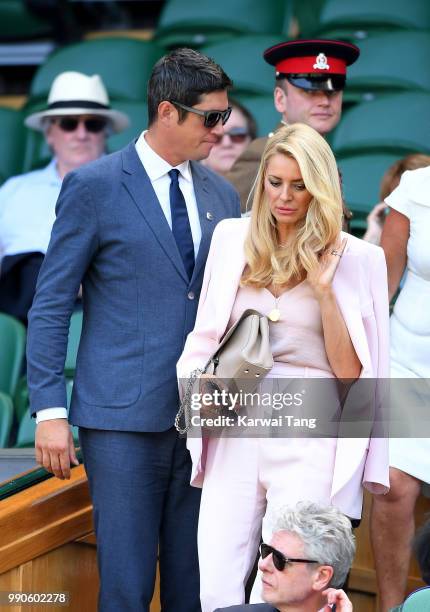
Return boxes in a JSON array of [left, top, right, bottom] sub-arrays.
[[268, 289, 282, 322]]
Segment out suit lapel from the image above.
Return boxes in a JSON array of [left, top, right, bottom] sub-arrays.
[[190, 161, 216, 283], [121, 143, 188, 282]]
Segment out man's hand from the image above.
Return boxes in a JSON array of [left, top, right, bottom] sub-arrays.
[[35, 419, 79, 480], [321, 588, 353, 611]]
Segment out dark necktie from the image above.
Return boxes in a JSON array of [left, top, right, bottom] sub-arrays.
[[168, 169, 195, 280]]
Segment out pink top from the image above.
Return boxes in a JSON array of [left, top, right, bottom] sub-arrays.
[[229, 281, 332, 374]]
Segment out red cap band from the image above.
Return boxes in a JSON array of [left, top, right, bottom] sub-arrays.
[[276, 55, 347, 75]]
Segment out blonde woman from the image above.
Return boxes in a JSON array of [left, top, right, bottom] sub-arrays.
[[177, 124, 389, 611]]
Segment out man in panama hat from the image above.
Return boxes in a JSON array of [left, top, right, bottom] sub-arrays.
[[0, 71, 128, 323], [225, 38, 359, 220]]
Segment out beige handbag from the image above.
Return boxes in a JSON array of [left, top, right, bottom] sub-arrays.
[[175, 309, 273, 434]]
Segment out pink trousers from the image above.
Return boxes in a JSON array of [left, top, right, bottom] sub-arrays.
[[197, 365, 339, 612]]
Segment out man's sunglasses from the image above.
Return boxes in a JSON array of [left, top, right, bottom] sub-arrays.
[[52, 116, 108, 133], [170, 100, 232, 128], [260, 543, 319, 572], [214, 127, 250, 144]]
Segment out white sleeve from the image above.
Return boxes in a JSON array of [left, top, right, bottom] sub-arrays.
[[36, 407, 68, 423]]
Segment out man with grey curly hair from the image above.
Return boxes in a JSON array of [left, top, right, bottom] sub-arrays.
[[215, 501, 355, 612]]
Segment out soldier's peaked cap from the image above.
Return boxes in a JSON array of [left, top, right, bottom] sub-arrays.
[[264, 39, 360, 92]]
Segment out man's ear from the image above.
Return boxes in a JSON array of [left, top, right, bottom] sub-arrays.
[[312, 565, 334, 592], [157, 101, 177, 126], [274, 85, 287, 114]]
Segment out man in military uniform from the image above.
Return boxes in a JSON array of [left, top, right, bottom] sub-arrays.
[[226, 39, 359, 219]]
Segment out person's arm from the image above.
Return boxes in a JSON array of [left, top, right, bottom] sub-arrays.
[[28, 170, 98, 479], [380, 207, 409, 301], [307, 237, 361, 380]]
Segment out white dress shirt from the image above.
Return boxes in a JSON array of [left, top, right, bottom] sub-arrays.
[[36, 133, 202, 423]]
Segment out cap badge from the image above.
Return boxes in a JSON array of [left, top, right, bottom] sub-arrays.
[[313, 53, 330, 70]]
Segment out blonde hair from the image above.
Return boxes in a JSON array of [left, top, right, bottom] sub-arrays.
[[242, 123, 342, 288]]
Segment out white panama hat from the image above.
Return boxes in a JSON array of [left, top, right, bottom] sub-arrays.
[[25, 71, 129, 133]]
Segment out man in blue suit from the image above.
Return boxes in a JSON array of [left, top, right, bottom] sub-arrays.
[[27, 48, 240, 611]]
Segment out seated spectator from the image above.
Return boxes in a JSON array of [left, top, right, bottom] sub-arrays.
[[201, 99, 256, 178], [214, 501, 355, 612], [0, 70, 128, 323], [363, 154, 430, 244]]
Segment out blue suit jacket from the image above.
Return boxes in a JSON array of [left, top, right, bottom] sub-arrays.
[[27, 141, 240, 431]]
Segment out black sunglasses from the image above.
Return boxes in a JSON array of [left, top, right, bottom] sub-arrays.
[[170, 100, 232, 128], [53, 116, 107, 134], [214, 127, 250, 144], [260, 543, 319, 571]]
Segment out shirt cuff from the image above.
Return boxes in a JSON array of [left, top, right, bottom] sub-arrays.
[[35, 408, 68, 424]]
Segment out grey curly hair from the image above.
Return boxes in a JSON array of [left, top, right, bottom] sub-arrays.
[[272, 501, 356, 588]]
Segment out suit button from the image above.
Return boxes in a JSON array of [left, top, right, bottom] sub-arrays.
[[187, 291, 195, 300]]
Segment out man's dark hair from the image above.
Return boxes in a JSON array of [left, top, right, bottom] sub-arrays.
[[147, 47, 232, 126]]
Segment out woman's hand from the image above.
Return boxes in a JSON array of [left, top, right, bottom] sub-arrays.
[[307, 237, 347, 301]]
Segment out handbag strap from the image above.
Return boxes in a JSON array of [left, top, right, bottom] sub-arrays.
[[175, 367, 203, 434]]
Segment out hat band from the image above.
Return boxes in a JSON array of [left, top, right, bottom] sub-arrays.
[[276, 56, 346, 76], [48, 100, 110, 110]]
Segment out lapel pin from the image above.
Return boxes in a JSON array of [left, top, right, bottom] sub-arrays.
[[206, 212, 214, 221]]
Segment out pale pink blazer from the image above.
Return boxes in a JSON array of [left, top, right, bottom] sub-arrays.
[[177, 218, 390, 518]]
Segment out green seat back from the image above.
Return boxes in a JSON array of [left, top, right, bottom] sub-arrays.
[[317, 0, 430, 40], [338, 151, 401, 229], [28, 38, 164, 104], [0, 392, 14, 448], [107, 100, 149, 153], [0, 0, 53, 40], [0, 106, 26, 183], [234, 95, 279, 138], [291, 0, 327, 37], [155, 0, 289, 47], [13, 375, 30, 423], [201, 35, 287, 97], [344, 32, 430, 103], [331, 93, 430, 156], [0, 313, 26, 398]]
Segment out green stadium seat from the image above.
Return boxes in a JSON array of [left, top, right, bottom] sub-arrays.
[[107, 100, 149, 153], [317, 0, 430, 41], [290, 0, 327, 37], [344, 32, 430, 103], [337, 151, 401, 230], [0, 0, 53, 41], [331, 93, 430, 157], [0, 313, 26, 398], [234, 95, 280, 138], [155, 0, 290, 48], [201, 35, 287, 97], [13, 375, 29, 423], [0, 106, 26, 183], [28, 37, 164, 104], [0, 392, 14, 448]]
